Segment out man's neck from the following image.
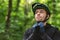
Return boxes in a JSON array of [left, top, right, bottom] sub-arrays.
[[44, 22, 47, 26], [37, 21, 47, 26]]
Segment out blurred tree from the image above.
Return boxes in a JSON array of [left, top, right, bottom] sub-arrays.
[[5, 0, 12, 40], [52, 0, 56, 14], [24, 0, 29, 30]]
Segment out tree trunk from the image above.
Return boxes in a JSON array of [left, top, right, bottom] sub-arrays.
[[15, 0, 20, 12], [14, 0, 20, 22], [5, 0, 12, 40]]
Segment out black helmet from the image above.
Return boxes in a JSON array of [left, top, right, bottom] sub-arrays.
[[32, 3, 51, 16]]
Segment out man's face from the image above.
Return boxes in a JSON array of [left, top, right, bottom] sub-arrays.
[[35, 9, 47, 22]]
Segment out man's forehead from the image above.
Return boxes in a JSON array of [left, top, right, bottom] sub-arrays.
[[35, 9, 46, 11]]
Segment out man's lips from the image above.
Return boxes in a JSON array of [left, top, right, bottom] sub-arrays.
[[36, 16, 41, 19]]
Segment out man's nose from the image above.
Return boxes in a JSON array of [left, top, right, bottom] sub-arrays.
[[37, 12, 40, 15]]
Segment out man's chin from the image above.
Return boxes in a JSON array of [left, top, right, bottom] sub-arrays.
[[36, 20, 42, 22]]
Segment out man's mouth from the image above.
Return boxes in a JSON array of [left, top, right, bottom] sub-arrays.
[[37, 16, 41, 19]]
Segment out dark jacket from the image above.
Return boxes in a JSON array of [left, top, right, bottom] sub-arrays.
[[23, 23, 60, 40]]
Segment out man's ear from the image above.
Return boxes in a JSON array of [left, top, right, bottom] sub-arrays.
[[46, 15, 49, 19]]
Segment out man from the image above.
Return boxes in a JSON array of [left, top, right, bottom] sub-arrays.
[[23, 3, 60, 40]]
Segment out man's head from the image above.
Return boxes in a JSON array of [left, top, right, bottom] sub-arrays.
[[32, 3, 51, 22]]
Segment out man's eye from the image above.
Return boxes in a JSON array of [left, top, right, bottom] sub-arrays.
[[35, 11, 38, 14], [40, 10, 45, 13]]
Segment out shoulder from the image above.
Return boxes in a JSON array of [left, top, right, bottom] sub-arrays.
[[46, 23, 59, 34], [50, 25, 60, 36], [24, 27, 34, 37], [50, 25, 59, 31], [25, 27, 34, 34], [47, 23, 58, 31], [53, 27, 60, 40], [46, 24, 60, 38]]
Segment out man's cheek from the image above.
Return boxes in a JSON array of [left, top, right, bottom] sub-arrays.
[[40, 14, 44, 17]]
